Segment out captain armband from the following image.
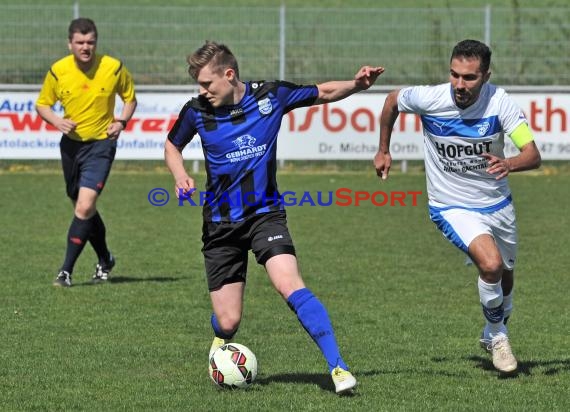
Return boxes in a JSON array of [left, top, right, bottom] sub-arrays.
[[510, 123, 534, 149]]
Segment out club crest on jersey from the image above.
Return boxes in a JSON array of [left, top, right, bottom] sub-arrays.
[[258, 98, 272, 115], [476, 121, 490, 136]]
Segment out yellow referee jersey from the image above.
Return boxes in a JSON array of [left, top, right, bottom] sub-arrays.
[[36, 54, 136, 142]]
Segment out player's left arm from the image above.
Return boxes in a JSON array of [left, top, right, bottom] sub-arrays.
[[483, 123, 542, 179], [107, 99, 137, 139], [314, 66, 384, 104], [117, 100, 138, 126], [108, 65, 138, 138]]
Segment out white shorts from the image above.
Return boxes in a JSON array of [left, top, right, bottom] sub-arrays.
[[429, 202, 518, 270]]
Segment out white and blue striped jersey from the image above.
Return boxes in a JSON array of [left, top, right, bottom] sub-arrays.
[[397, 83, 527, 210]]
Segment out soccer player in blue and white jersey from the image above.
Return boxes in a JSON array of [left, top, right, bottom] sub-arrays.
[[165, 41, 384, 394], [374, 39, 541, 374]]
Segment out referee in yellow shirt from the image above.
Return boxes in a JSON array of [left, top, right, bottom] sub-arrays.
[[36, 18, 137, 287]]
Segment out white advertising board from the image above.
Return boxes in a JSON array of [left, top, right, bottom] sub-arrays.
[[1, 91, 568, 160]]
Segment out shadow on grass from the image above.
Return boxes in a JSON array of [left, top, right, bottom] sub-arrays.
[[255, 372, 358, 396], [465, 355, 570, 378], [255, 367, 470, 393], [71, 276, 181, 286], [109, 276, 181, 284]]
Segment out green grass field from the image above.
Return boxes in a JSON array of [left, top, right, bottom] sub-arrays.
[[1, 163, 568, 411]]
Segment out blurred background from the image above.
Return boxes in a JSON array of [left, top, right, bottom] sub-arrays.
[[1, 1, 568, 171], [1, 0, 569, 86]]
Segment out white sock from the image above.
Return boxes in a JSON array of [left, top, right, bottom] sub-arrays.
[[478, 277, 506, 338]]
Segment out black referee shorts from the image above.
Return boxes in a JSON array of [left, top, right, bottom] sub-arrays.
[[201, 211, 296, 291], [60, 135, 117, 200]]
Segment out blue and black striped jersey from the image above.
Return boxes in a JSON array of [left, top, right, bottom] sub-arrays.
[[168, 80, 318, 222]]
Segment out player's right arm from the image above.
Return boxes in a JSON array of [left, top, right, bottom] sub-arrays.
[[35, 69, 78, 135], [374, 89, 401, 180], [35, 105, 77, 135], [165, 100, 200, 198], [164, 139, 195, 199]]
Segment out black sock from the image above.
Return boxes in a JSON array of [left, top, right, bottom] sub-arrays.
[[61, 215, 94, 273], [89, 211, 110, 265]]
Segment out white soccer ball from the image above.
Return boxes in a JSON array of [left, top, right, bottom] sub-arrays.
[[208, 343, 258, 389]]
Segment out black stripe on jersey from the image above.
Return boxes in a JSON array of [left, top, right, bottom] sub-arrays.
[[266, 157, 278, 196], [202, 161, 213, 222], [49, 68, 58, 81], [249, 81, 270, 98], [167, 99, 195, 150], [284, 96, 317, 114], [114, 61, 123, 76], [252, 80, 317, 114], [265, 158, 281, 213], [188, 95, 218, 131], [241, 169, 256, 215], [218, 174, 232, 220], [202, 111, 218, 131]]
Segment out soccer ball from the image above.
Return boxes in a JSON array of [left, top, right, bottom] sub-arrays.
[[208, 343, 258, 389]]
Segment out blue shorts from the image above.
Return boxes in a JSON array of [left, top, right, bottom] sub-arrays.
[[60, 135, 117, 200]]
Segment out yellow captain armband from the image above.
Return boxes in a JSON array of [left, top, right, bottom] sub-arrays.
[[510, 123, 534, 149]]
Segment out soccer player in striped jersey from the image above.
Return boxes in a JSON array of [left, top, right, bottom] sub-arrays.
[[374, 39, 541, 374], [165, 41, 384, 394], [36, 18, 137, 287]]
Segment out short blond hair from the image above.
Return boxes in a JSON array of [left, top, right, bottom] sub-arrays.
[[187, 41, 239, 80]]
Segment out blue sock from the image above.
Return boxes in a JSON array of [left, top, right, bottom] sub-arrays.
[[210, 313, 236, 340], [287, 288, 348, 373]]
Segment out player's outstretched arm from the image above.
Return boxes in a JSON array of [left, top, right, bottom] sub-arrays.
[[164, 139, 195, 198], [314, 66, 384, 104], [374, 90, 400, 180]]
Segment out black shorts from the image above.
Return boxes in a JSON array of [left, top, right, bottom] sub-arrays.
[[60, 135, 117, 200], [202, 211, 296, 291]]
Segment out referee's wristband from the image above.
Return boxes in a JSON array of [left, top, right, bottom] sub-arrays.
[[116, 119, 128, 129]]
